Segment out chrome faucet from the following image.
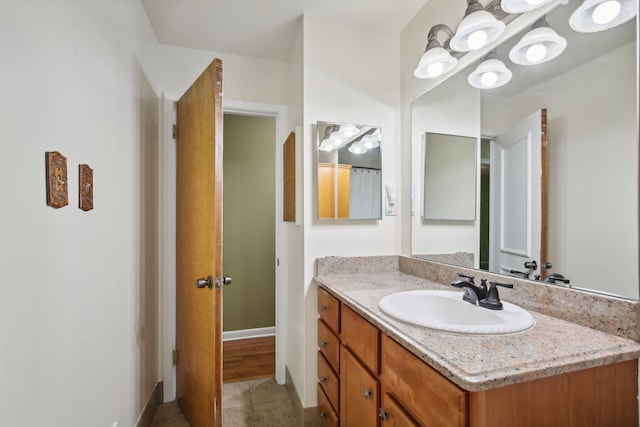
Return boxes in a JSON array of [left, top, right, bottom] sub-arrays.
[[450, 274, 488, 305]]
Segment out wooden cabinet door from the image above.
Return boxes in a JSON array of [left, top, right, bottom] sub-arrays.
[[379, 393, 419, 427], [340, 346, 379, 426]]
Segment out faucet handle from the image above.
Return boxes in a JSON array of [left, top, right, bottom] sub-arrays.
[[479, 281, 514, 310], [457, 273, 475, 283]]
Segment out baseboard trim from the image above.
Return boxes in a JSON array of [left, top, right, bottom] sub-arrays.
[[285, 367, 319, 427], [223, 326, 275, 341], [136, 381, 163, 427]]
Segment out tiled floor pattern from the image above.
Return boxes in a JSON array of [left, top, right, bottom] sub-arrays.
[[150, 378, 298, 427]]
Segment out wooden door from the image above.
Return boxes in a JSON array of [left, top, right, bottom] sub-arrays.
[[176, 58, 224, 427], [490, 109, 547, 279]]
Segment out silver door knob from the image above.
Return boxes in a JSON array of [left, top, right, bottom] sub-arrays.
[[196, 275, 213, 289], [216, 275, 232, 288]]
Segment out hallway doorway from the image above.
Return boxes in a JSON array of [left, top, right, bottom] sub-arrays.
[[222, 113, 276, 382]]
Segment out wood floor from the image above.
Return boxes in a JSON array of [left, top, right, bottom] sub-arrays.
[[223, 335, 275, 383]]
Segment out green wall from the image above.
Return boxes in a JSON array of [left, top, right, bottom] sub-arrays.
[[223, 114, 276, 331]]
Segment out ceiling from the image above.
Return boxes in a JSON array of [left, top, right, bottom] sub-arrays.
[[141, 0, 429, 61]]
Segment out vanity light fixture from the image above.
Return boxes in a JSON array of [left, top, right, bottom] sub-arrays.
[[501, 0, 555, 14], [569, 0, 637, 32], [509, 17, 567, 65], [414, 24, 458, 79], [348, 141, 368, 154], [468, 51, 513, 89], [450, 0, 506, 52]]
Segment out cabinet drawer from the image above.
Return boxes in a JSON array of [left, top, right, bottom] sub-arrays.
[[318, 287, 340, 334], [318, 352, 339, 413], [317, 384, 339, 427], [340, 305, 379, 374], [318, 319, 340, 372], [381, 334, 467, 427]]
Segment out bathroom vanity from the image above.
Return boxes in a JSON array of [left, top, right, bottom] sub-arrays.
[[314, 257, 640, 427]]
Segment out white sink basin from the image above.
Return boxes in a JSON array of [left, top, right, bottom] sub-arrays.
[[378, 290, 535, 335]]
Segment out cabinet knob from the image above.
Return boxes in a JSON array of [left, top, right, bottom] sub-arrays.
[[321, 304, 328, 312], [320, 412, 326, 420], [378, 408, 389, 421], [320, 340, 328, 348], [320, 376, 328, 384], [363, 388, 373, 400]]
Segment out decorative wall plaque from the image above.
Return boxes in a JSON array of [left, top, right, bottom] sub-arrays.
[[45, 151, 68, 208], [79, 164, 94, 211]]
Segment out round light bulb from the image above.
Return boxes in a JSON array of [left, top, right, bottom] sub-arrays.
[[525, 43, 547, 63], [592, 0, 621, 25], [480, 71, 498, 87], [467, 30, 488, 50], [427, 62, 444, 77], [527, 0, 544, 5]]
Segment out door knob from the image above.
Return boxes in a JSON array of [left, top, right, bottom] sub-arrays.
[[196, 275, 213, 289], [215, 275, 232, 288], [524, 260, 538, 270]]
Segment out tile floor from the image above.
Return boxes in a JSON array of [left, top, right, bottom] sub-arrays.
[[150, 378, 299, 427]]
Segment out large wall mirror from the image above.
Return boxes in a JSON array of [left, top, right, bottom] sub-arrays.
[[317, 121, 382, 220], [411, 1, 638, 299]]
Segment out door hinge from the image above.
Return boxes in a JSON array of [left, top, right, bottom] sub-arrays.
[[172, 349, 178, 366], [172, 124, 177, 140]]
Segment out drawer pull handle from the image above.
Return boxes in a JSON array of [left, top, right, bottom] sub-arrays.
[[379, 408, 389, 421], [320, 340, 328, 348], [320, 376, 328, 384], [321, 304, 328, 312], [363, 388, 373, 400]]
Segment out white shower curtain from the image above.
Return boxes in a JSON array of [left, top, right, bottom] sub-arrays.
[[349, 168, 382, 219]]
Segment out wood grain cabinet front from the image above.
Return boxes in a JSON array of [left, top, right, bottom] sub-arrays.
[[317, 352, 339, 414], [381, 334, 467, 427], [379, 392, 420, 427], [318, 319, 340, 373], [317, 287, 639, 427], [340, 345, 379, 426], [318, 287, 340, 334], [317, 384, 339, 427]]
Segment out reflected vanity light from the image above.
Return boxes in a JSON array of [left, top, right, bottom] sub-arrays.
[[339, 124, 360, 138], [348, 141, 367, 154], [509, 17, 567, 65], [450, 0, 506, 52], [468, 53, 513, 89], [414, 24, 458, 79], [569, 0, 637, 32], [319, 130, 346, 152], [501, 0, 555, 13], [360, 134, 380, 149]]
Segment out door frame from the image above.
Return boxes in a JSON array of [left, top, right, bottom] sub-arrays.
[[159, 94, 288, 401]]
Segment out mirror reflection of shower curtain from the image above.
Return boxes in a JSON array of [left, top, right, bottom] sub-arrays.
[[349, 168, 381, 219]]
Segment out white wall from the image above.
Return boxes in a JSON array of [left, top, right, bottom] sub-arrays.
[[283, 18, 306, 393], [0, 1, 160, 426], [298, 15, 401, 407]]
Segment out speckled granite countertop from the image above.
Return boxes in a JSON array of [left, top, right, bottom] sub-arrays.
[[314, 271, 640, 392]]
